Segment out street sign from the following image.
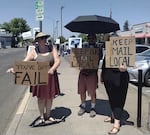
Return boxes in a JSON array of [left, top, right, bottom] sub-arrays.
[[35, 0, 44, 21]]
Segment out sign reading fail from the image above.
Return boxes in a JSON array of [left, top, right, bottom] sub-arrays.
[[14, 61, 49, 86], [70, 48, 100, 69], [106, 36, 135, 68]]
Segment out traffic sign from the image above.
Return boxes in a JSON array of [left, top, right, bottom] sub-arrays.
[[35, 0, 44, 21]]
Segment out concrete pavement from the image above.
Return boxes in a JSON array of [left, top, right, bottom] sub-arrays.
[[5, 56, 150, 135]]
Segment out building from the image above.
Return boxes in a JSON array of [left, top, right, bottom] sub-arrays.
[[0, 30, 13, 48], [117, 22, 150, 44]]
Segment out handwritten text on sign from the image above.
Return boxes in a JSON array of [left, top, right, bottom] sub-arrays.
[[14, 61, 49, 86], [70, 48, 100, 69], [106, 36, 135, 68]]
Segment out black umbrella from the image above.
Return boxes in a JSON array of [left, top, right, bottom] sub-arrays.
[[64, 15, 120, 34]]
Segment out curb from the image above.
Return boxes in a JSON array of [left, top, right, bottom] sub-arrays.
[[5, 87, 30, 135]]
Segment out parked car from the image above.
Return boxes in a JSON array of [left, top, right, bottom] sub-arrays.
[[127, 49, 150, 86], [136, 44, 150, 54]]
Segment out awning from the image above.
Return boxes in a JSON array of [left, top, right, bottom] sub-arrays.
[[135, 33, 145, 38], [145, 34, 150, 38]]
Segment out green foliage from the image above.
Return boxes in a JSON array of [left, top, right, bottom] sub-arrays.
[[0, 22, 11, 33], [59, 36, 66, 43], [123, 20, 129, 31], [0, 18, 31, 37], [70, 35, 76, 38], [78, 33, 104, 43], [78, 33, 87, 42], [97, 34, 105, 42]]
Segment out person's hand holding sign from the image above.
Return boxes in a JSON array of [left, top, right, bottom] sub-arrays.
[[6, 68, 15, 74], [48, 68, 54, 74], [119, 64, 127, 72]]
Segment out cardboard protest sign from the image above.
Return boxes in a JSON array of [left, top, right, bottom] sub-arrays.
[[14, 61, 49, 86], [70, 48, 100, 69], [106, 36, 135, 68]]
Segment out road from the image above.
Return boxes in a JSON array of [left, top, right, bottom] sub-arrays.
[[0, 48, 28, 135]]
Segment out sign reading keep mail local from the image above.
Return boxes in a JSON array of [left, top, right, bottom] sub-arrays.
[[14, 61, 49, 86], [105, 36, 135, 68]]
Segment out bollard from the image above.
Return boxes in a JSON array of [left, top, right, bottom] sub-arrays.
[[137, 69, 143, 127], [147, 102, 150, 130]]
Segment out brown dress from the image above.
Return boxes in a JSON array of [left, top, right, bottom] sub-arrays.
[[32, 47, 60, 99]]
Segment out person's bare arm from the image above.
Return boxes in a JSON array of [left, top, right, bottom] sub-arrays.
[[48, 46, 61, 74], [23, 49, 35, 61]]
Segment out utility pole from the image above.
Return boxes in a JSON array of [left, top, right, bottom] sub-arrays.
[[60, 6, 64, 37], [56, 20, 59, 38], [53, 20, 55, 39], [39, 21, 42, 32], [109, 2, 112, 18]]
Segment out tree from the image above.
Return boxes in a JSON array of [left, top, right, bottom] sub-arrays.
[[70, 35, 76, 38], [0, 18, 30, 37], [123, 20, 129, 31], [0, 22, 11, 33], [78, 33, 104, 43], [78, 33, 87, 42], [59, 36, 66, 43]]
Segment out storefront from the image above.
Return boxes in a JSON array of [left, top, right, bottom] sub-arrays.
[[118, 22, 150, 45], [0, 33, 12, 48]]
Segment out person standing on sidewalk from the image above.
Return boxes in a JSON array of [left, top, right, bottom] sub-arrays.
[[100, 55, 129, 134], [7, 32, 61, 125], [77, 34, 103, 117]]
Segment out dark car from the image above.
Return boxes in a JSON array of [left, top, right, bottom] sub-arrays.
[[136, 44, 150, 54], [127, 49, 150, 86]]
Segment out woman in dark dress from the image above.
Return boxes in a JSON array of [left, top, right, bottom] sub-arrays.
[[100, 57, 129, 134]]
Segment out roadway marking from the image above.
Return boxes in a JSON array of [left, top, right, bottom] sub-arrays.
[[16, 87, 30, 114]]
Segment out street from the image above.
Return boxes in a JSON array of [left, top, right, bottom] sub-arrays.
[[0, 48, 27, 135]]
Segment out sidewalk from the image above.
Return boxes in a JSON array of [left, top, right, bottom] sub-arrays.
[[5, 56, 150, 135]]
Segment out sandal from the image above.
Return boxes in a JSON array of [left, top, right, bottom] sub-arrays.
[[90, 108, 96, 118], [46, 117, 57, 123], [36, 117, 45, 126], [108, 127, 120, 135], [104, 117, 114, 123]]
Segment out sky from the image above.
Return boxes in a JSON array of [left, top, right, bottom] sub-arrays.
[[0, 0, 150, 39]]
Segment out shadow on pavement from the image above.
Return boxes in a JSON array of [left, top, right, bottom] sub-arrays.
[[86, 99, 111, 116], [86, 99, 134, 126], [29, 107, 71, 127], [50, 106, 72, 119]]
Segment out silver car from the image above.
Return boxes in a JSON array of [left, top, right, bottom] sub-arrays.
[[127, 49, 150, 86]]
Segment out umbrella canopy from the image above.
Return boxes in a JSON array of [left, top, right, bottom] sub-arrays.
[[64, 15, 120, 34]]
